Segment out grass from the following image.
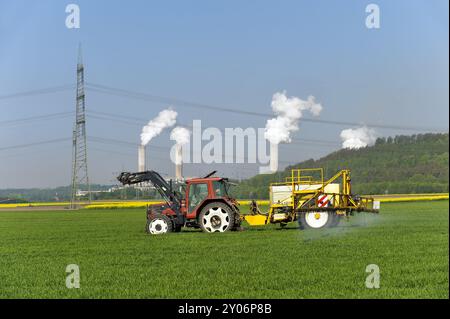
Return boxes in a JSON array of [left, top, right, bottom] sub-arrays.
[[0, 201, 448, 299]]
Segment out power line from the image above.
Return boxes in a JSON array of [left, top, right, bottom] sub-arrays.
[[0, 137, 72, 151], [0, 111, 74, 127], [0, 85, 75, 101], [89, 142, 276, 176], [90, 147, 172, 163], [0, 82, 444, 132], [85, 82, 442, 132], [289, 139, 341, 147], [88, 135, 296, 165], [90, 147, 137, 158], [88, 113, 144, 127], [86, 109, 341, 146], [88, 110, 193, 130], [0, 115, 338, 158], [88, 110, 143, 123], [0, 145, 72, 160], [88, 135, 139, 147], [0, 134, 298, 175], [86, 83, 272, 117]]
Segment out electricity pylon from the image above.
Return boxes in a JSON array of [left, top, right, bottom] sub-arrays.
[[70, 45, 91, 208]]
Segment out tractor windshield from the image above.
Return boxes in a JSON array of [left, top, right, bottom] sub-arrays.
[[213, 180, 229, 197]]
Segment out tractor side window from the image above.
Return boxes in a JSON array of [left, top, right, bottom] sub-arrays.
[[188, 183, 208, 212], [213, 181, 228, 197]]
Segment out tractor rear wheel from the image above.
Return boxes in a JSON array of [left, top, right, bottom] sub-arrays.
[[198, 202, 234, 233], [146, 214, 173, 235], [299, 211, 333, 230]]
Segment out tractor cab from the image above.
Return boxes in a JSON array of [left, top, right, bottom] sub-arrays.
[[184, 176, 235, 219]]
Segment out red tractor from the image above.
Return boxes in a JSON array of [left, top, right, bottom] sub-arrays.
[[117, 170, 241, 234]]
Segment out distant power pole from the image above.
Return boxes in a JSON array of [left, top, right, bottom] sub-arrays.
[[70, 45, 91, 208]]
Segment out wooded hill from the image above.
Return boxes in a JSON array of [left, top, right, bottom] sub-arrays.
[[231, 133, 449, 199]]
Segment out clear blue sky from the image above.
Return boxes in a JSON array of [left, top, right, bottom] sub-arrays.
[[0, 0, 448, 188]]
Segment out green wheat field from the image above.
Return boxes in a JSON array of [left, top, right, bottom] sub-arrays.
[[0, 201, 448, 299]]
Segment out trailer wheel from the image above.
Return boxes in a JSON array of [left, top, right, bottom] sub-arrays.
[[199, 202, 234, 233], [146, 214, 173, 235], [299, 211, 333, 229]]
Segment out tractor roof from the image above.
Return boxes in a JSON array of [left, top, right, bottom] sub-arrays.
[[186, 177, 225, 183]]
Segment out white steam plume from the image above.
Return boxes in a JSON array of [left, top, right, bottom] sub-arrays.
[[140, 108, 178, 146], [170, 126, 191, 146], [264, 91, 322, 144], [170, 126, 191, 166], [340, 126, 377, 149]]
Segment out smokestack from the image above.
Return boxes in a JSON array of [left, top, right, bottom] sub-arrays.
[[270, 142, 278, 173], [264, 91, 323, 173], [138, 145, 146, 172], [170, 126, 190, 180], [175, 144, 183, 180]]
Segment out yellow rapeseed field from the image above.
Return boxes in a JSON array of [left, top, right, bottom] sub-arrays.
[[0, 194, 447, 209]]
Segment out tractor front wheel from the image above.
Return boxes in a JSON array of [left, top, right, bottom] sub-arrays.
[[146, 214, 173, 235], [199, 202, 234, 233]]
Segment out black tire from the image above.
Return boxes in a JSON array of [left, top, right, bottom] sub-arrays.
[[146, 213, 173, 235], [198, 202, 234, 233], [298, 211, 334, 230]]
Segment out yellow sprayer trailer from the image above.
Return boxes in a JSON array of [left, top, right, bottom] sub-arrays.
[[243, 168, 380, 229]]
